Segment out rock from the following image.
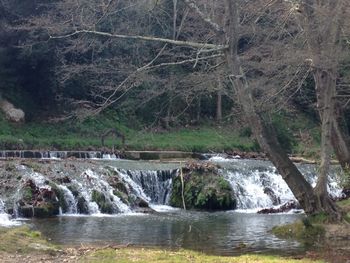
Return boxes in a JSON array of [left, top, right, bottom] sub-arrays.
[[17, 179, 60, 218], [77, 196, 89, 214], [263, 187, 281, 206], [133, 207, 156, 214], [257, 201, 300, 214], [91, 190, 113, 214], [135, 197, 149, 208], [0, 99, 25, 123], [170, 163, 236, 211]]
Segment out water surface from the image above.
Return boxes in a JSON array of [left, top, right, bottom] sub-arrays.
[[31, 209, 304, 256]]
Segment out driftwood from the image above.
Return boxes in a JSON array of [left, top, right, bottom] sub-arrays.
[[101, 128, 125, 148]]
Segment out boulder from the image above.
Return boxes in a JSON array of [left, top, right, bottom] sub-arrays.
[[0, 100, 25, 123], [257, 201, 300, 214], [170, 162, 236, 211], [16, 179, 60, 218]]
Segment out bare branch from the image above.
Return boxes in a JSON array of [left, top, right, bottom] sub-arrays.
[[49, 29, 227, 50], [184, 0, 224, 34]]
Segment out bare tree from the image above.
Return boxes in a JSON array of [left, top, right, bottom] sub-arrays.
[[15, 0, 349, 219], [296, 0, 350, 173]]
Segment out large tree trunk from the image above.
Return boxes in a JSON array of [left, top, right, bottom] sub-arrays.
[[313, 69, 342, 221], [224, 0, 341, 219], [331, 104, 350, 171]]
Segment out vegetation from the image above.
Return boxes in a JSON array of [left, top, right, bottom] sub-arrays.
[[0, 0, 349, 220], [91, 190, 113, 214], [0, 109, 322, 155], [170, 168, 236, 210], [0, 226, 323, 262], [271, 219, 325, 247], [0, 226, 57, 254], [82, 248, 322, 263]]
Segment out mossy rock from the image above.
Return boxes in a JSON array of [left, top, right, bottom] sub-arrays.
[[91, 190, 113, 214], [49, 182, 68, 213], [77, 196, 89, 214], [22, 186, 33, 202], [18, 202, 60, 218], [113, 189, 129, 205], [170, 169, 236, 211]]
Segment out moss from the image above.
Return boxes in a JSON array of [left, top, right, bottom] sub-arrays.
[[49, 182, 67, 213], [22, 186, 33, 201], [170, 170, 236, 211], [272, 219, 325, 247], [91, 190, 113, 214]]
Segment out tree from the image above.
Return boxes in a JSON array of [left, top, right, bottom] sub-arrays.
[[14, 0, 348, 219], [185, 0, 344, 219], [297, 0, 350, 174]]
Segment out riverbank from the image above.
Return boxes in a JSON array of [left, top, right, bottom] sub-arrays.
[[0, 226, 322, 263], [0, 111, 321, 158]]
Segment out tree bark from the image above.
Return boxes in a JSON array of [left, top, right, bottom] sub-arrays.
[[331, 105, 350, 171], [313, 69, 342, 221], [223, 0, 341, 218], [216, 81, 223, 122]]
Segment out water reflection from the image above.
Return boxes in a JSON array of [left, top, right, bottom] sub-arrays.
[[31, 211, 303, 256]]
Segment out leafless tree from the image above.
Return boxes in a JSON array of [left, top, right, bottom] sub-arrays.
[[14, 0, 350, 219]]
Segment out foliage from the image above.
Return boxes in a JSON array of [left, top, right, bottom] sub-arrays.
[[170, 170, 236, 210]]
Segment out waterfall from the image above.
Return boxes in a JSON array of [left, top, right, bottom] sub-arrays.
[[0, 199, 20, 227], [111, 168, 151, 202], [57, 185, 77, 214], [217, 159, 343, 211], [1, 159, 344, 218], [123, 169, 175, 204], [223, 169, 296, 210], [75, 169, 131, 214]]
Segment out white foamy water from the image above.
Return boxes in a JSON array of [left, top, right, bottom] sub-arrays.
[[0, 200, 21, 227], [224, 168, 295, 209], [149, 205, 180, 212]]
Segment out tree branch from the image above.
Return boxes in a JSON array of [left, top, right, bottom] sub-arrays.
[[49, 29, 227, 50], [184, 0, 225, 34]]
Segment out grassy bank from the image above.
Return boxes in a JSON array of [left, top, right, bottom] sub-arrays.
[[0, 226, 322, 263], [0, 114, 257, 152], [0, 226, 58, 254], [82, 247, 321, 263], [0, 111, 320, 155], [271, 200, 350, 262]]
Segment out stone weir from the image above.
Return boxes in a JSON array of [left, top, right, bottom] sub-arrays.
[[0, 150, 203, 160], [0, 151, 103, 159]]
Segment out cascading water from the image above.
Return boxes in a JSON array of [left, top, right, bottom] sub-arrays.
[[77, 169, 130, 214], [0, 158, 345, 219], [120, 169, 175, 204], [0, 199, 20, 227], [57, 185, 77, 214], [9, 163, 177, 216], [214, 158, 343, 211]]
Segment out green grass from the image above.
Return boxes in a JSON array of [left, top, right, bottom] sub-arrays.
[[0, 110, 320, 154], [337, 199, 350, 208], [81, 247, 323, 263], [0, 113, 257, 152], [0, 226, 58, 254]]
